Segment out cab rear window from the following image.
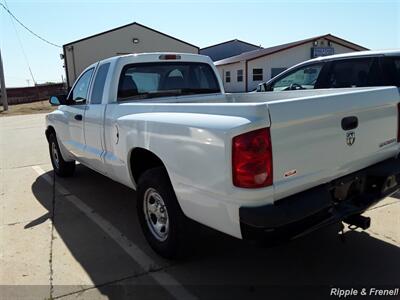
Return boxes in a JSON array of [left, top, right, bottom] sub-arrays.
[[117, 62, 220, 101]]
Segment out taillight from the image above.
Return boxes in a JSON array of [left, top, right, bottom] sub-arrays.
[[398, 103, 400, 142], [232, 128, 273, 188]]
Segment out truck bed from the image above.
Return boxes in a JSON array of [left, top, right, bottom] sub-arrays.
[[105, 86, 400, 238], [111, 86, 400, 199]]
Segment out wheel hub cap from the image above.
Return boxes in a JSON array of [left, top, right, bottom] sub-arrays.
[[143, 188, 169, 241], [51, 142, 60, 169]]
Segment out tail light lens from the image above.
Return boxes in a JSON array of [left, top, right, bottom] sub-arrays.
[[232, 128, 273, 188], [159, 54, 181, 60], [397, 103, 400, 142]]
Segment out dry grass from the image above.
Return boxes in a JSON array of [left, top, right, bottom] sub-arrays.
[[0, 100, 57, 117]]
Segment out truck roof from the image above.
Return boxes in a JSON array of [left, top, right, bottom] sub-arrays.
[[99, 52, 214, 65], [306, 49, 400, 63]]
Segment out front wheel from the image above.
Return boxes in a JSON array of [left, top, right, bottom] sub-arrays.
[[137, 167, 192, 259], [48, 133, 75, 177]]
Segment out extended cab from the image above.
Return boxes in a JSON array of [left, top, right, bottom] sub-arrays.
[[46, 53, 400, 258]]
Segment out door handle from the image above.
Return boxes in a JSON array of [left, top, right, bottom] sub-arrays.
[[341, 116, 358, 131], [74, 114, 83, 121]]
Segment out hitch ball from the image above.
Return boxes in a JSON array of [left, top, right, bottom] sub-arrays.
[[344, 214, 371, 230]]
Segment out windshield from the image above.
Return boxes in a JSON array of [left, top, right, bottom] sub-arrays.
[[118, 62, 221, 100]]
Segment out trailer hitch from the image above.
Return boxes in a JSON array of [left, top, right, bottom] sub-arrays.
[[343, 214, 371, 230]]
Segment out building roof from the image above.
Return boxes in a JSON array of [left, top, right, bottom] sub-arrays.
[[200, 39, 263, 61], [63, 22, 199, 50], [214, 34, 369, 66], [200, 39, 262, 51]]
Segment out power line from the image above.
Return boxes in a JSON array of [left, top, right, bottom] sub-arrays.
[[0, 2, 61, 48], [2, 0, 36, 85]]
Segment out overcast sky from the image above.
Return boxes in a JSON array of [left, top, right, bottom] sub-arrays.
[[1, 0, 399, 87]]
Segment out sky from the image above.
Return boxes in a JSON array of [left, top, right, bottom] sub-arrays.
[[0, 0, 399, 87]]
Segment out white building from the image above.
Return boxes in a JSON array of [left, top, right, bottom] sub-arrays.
[[63, 22, 199, 87], [214, 34, 368, 92]]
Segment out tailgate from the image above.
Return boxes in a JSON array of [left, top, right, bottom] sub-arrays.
[[267, 87, 400, 201]]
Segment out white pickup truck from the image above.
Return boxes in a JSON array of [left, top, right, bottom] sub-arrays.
[[46, 53, 400, 258]]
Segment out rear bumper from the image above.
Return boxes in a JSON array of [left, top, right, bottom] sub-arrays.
[[240, 157, 400, 240]]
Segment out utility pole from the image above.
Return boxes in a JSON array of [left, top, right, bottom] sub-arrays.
[[0, 48, 8, 111]]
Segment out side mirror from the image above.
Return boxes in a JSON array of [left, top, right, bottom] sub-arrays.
[[264, 83, 272, 92], [257, 83, 268, 92], [49, 94, 67, 106]]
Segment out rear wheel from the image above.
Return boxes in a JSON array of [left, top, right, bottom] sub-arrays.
[[48, 133, 75, 177], [137, 167, 192, 259]]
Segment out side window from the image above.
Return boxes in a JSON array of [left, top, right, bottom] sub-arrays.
[[380, 57, 400, 86], [90, 63, 110, 104], [394, 58, 400, 85], [69, 68, 94, 104], [272, 64, 323, 91], [327, 58, 374, 88]]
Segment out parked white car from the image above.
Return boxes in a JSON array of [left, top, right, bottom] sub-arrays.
[[256, 50, 400, 92], [46, 53, 400, 258]]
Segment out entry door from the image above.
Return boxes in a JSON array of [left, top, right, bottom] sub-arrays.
[[83, 62, 111, 173], [63, 68, 95, 160]]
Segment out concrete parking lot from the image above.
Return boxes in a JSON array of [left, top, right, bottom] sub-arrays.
[[0, 113, 399, 300]]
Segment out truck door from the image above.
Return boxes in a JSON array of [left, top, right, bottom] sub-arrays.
[[82, 62, 111, 173], [62, 67, 95, 160]]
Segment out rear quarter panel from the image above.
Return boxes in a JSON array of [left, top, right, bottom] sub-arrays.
[[103, 101, 272, 238]]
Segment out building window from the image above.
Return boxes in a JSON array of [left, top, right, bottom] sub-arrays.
[[237, 69, 243, 82], [225, 71, 231, 83], [271, 67, 287, 79], [253, 68, 263, 81]]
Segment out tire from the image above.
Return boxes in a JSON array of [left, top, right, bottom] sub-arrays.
[[137, 167, 192, 259], [48, 133, 75, 177]]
